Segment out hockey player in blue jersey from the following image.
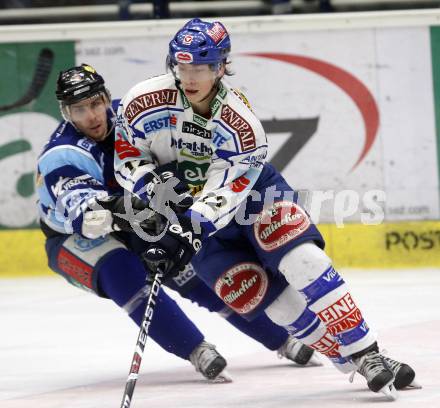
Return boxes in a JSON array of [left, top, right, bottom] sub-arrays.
[[114, 18, 419, 399], [36, 63, 320, 383]]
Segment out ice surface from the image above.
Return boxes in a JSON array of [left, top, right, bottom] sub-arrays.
[[1, 269, 439, 407]]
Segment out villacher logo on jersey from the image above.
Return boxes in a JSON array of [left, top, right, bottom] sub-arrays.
[[215, 262, 268, 314], [254, 201, 311, 251]]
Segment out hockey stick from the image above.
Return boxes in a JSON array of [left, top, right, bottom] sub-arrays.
[[0, 48, 54, 112], [120, 246, 170, 408]]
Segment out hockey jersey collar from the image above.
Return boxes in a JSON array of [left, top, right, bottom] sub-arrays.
[[178, 81, 227, 128]]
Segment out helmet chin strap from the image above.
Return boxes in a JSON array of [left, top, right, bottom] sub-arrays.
[[103, 107, 116, 139], [64, 94, 115, 140], [169, 62, 223, 114], [198, 77, 221, 104], [172, 72, 222, 106]]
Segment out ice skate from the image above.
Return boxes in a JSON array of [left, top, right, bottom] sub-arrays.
[[382, 356, 421, 390], [350, 346, 397, 400], [277, 335, 322, 366], [189, 341, 232, 383]]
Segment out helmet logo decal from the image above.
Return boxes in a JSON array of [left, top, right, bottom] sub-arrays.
[[73, 86, 90, 96], [70, 73, 83, 84], [175, 52, 193, 63], [182, 35, 193, 45], [83, 65, 96, 73], [207, 22, 227, 44]]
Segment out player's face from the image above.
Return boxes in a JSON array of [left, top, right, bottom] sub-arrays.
[[177, 63, 224, 107], [68, 94, 109, 141]]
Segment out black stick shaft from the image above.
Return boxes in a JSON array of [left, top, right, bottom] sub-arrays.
[[0, 48, 54, 112], [120, 270, 163, 408]]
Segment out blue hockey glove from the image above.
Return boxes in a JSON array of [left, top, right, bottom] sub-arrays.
[[141, 246, 171, 276]]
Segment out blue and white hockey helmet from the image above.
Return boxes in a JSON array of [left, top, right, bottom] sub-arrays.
[[168, 18, 231, 67]]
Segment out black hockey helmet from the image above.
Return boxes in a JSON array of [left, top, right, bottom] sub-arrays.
[[55, 64, 108, 105]]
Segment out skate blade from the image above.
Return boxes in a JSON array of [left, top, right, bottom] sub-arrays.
[[305, 355, 324, 367], [380, 382, 398, 401], [210, 369, 233, 384], [401, 380, 422, 390]]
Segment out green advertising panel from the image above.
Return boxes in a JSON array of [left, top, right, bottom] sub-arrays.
[[0, 41, 75, 229]]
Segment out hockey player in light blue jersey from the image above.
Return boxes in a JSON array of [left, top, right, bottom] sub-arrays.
[[114, 18, 419, 399], [36, 64, 320, 383]]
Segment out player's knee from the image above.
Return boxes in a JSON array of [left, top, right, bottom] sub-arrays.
[[265, 285, 308, 326], [279, 242, 332, 289], [97, 248, 147, 300], [181, 283, 225, 313], [99, 248, 143, 278]]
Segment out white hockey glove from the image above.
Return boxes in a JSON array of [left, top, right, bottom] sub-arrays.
[[82, 195, 158, 238]]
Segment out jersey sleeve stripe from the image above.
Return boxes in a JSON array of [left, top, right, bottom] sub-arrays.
[[38, 146, 103, 182]]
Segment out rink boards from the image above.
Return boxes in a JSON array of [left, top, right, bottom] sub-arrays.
[[1, 220, 439, 277], [1, 11, 440, 277]]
